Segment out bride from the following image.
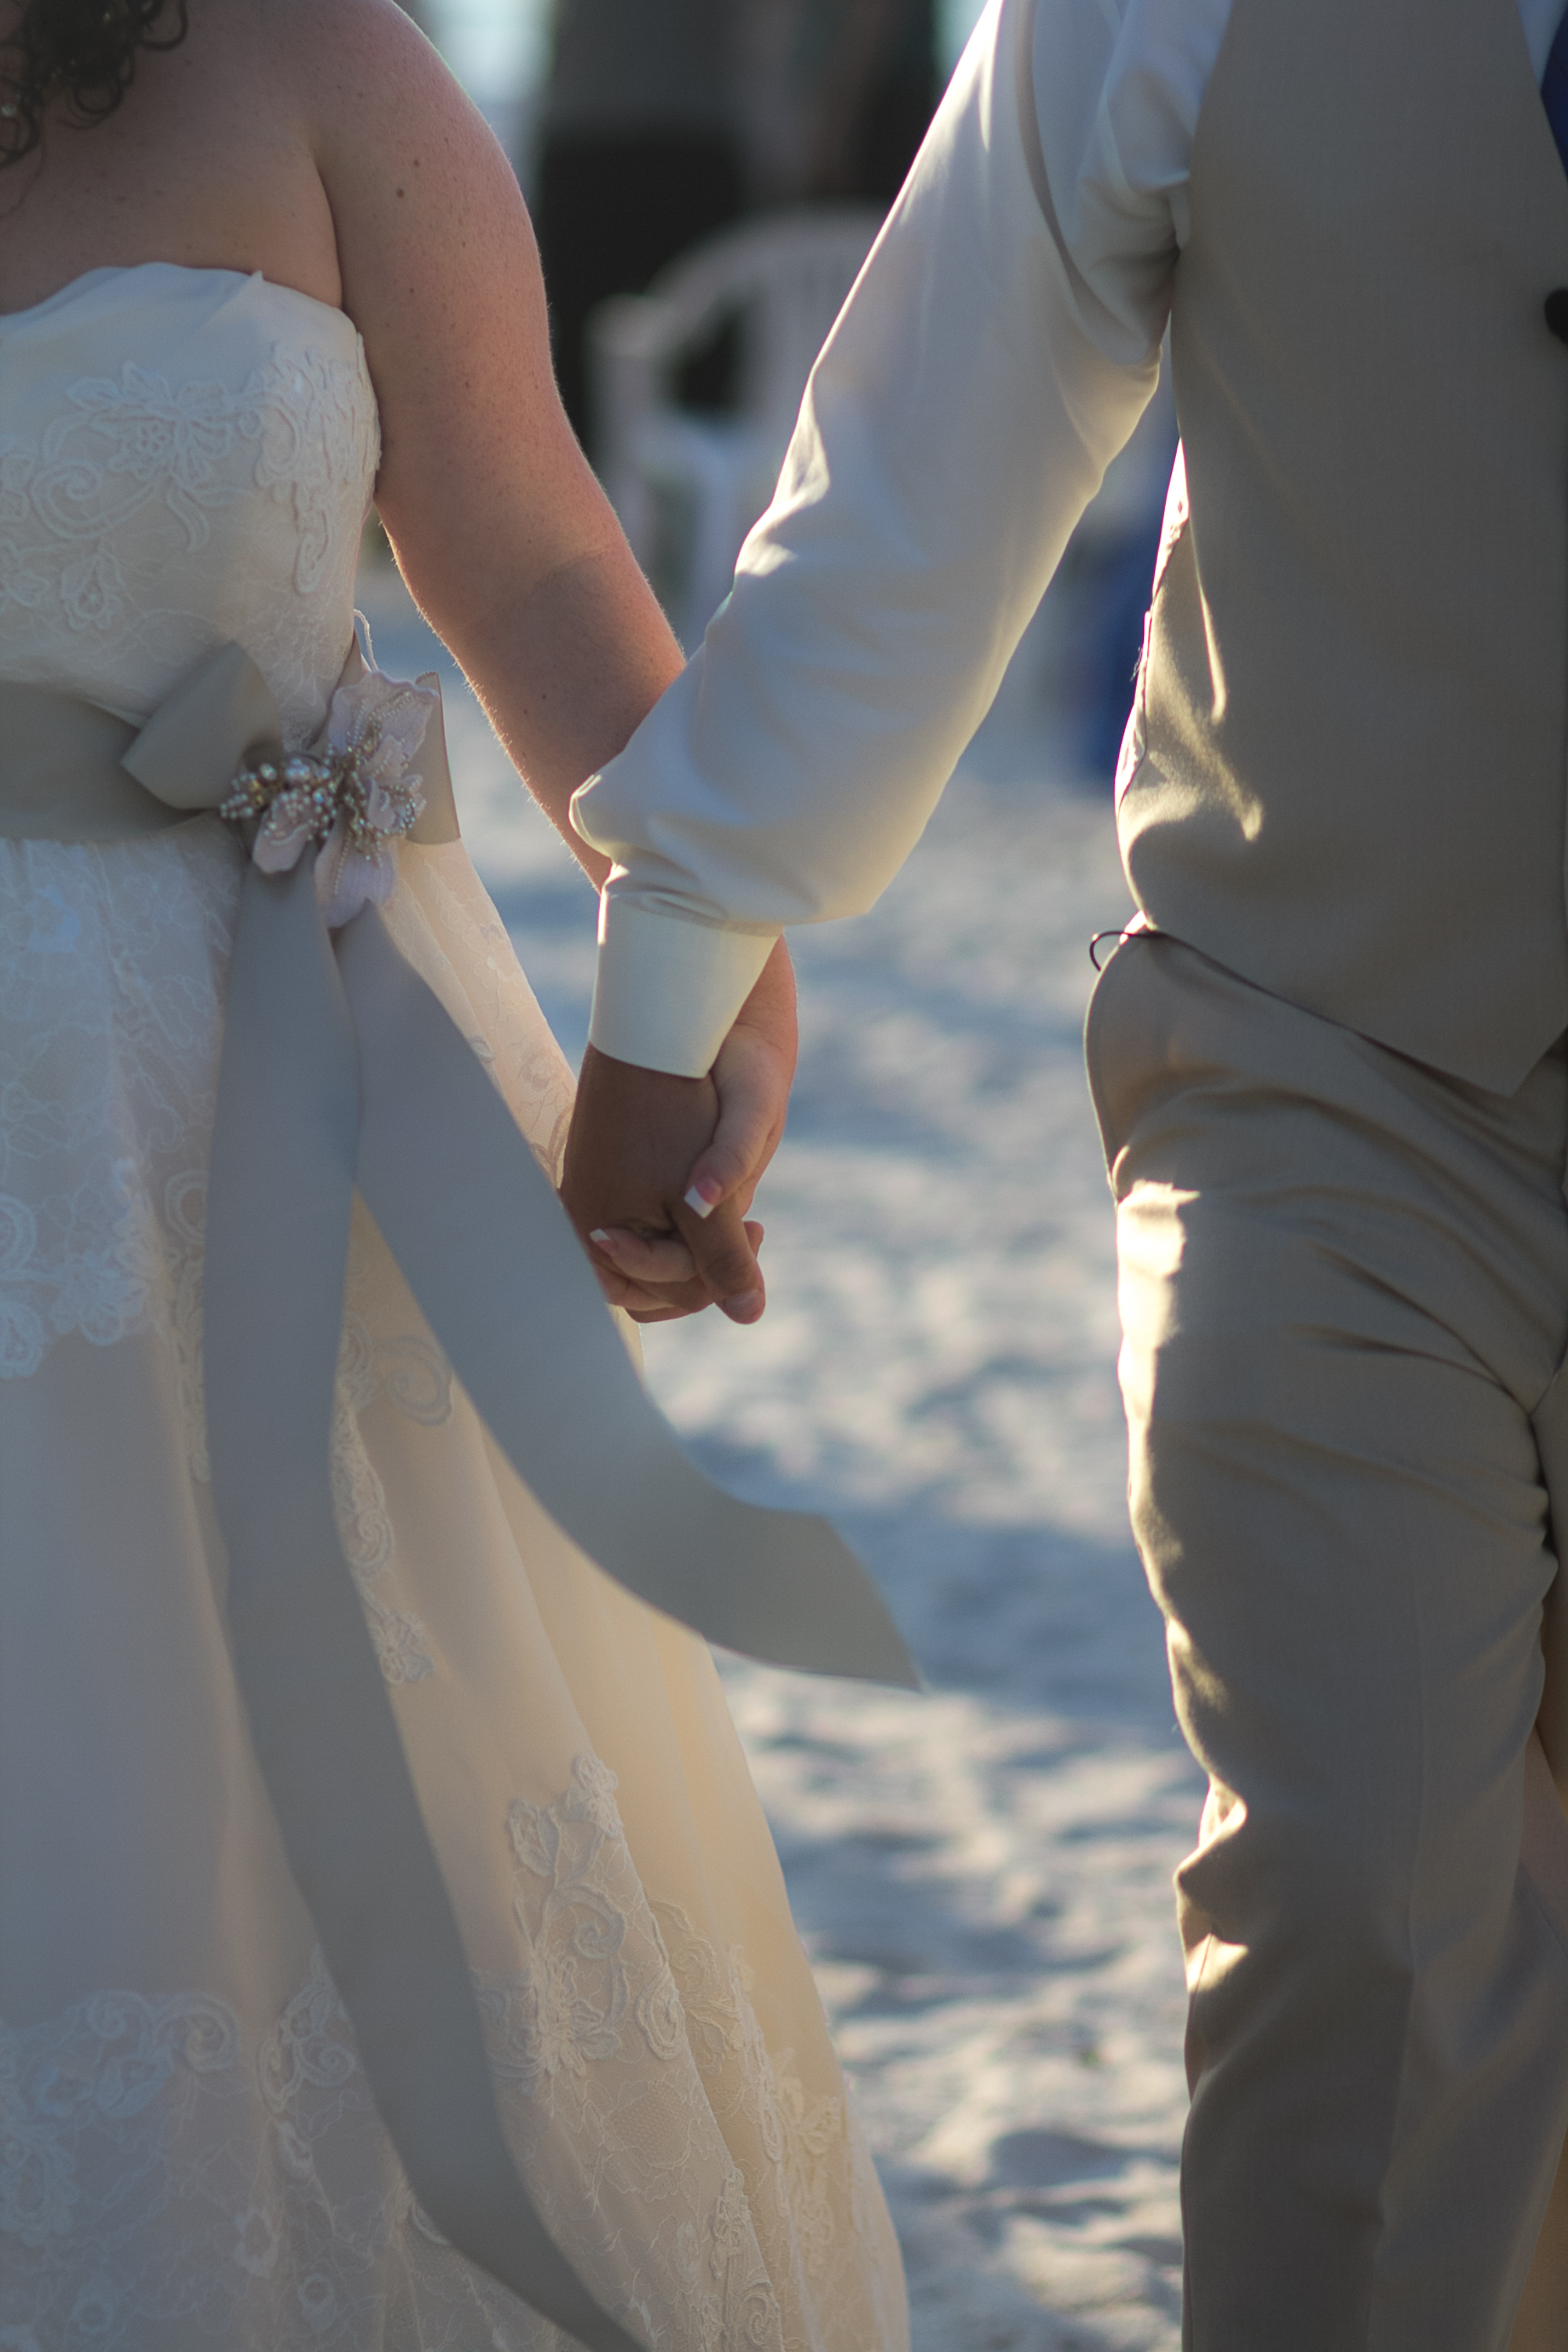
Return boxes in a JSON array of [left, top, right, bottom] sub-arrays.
[[0, 0, 910, 2344]]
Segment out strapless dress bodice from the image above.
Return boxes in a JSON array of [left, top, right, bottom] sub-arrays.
[[0, 263, 378, 748]]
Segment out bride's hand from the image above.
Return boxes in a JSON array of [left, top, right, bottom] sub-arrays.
[[561, 941, 798, 1324]]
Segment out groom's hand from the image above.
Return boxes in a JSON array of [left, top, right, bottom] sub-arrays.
[[561, 941, 798, 1325]]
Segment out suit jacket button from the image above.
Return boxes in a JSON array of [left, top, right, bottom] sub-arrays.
[[1546, 288, 1568, 345]]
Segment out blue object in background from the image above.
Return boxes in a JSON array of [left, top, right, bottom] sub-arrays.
[[1075, 513, 1167, 782]]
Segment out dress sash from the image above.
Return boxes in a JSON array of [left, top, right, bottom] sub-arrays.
[[0, 639, 915, 2352]]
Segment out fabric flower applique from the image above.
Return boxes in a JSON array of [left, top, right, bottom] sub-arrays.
[[221, 659, 437, 928]]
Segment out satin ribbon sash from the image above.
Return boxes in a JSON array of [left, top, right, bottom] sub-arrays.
[[0, 639, 916, 2352]]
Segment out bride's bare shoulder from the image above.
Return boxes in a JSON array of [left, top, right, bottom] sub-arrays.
[[208, 0, 518, 317], [252, 0, 521, 257], [263, 0, 540, 323], [186, 0, 472, 176], [259, 0, 470, 130], [0, 0, 434, 315]]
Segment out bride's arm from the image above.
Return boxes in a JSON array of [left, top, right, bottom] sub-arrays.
[[281, 0, 751, 1318], [298, 0, 684, 887]]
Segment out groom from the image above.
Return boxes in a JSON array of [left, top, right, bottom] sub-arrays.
[[559, 0, 1568, 2340]]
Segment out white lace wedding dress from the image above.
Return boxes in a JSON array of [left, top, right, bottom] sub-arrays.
[[0, 262, 909, 2352]]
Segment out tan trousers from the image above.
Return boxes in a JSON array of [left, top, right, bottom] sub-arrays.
[[1085, 933, 1568, 2352]]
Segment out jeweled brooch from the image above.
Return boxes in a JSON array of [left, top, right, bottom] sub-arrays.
[[221, 666, 437, 929]]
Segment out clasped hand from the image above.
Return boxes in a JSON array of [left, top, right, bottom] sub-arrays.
[[559, 939, 797, 1324]]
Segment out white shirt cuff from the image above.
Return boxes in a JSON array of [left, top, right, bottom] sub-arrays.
[[587, 896, 778, 1076]]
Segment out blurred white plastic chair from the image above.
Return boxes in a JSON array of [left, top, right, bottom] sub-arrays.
[[589, 206, 881, 647]]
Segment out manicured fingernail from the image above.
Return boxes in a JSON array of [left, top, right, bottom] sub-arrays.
[[722, 1290, 764, 1321], [589, 1228, 625, 1257], [684, 1183, 717, 1220]]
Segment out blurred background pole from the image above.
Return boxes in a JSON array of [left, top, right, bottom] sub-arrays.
[[739, 0, 937, 209], [532, 0, 746, 455], [528, 0, 943, 460]]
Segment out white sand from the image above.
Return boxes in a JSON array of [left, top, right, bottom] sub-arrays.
[[359, 567, 1197, 2348]]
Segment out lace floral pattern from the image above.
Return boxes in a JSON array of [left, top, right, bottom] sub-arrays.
[[488, 1759, 786, 2349], [650, 1906, 890, 2338], [0, 825, 238, 1402], [0, 1957, 511, 2350], [0, 274, 379, 745], [0, 1762, 885, 2351]]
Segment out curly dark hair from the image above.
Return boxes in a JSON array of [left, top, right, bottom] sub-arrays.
[[0, 0, 191, 169]]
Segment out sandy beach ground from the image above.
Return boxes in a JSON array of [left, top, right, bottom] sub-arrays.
[[358, 561, 1198, 2350]]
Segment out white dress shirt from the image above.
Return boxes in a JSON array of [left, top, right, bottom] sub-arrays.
[[572, 0, 1568, 1076]]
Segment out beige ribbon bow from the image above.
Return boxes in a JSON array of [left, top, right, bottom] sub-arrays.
[[0, 637, 916, 2352]]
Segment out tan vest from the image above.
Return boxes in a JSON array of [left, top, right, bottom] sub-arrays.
[[1120, 0, 1568, 1091]]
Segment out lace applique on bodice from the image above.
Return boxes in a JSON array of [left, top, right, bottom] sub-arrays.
[[0, 264, 390, 1392], [0, 263, 378, 745]]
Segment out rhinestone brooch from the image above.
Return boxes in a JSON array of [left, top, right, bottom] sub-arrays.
[[220, 727, 421, 856]]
